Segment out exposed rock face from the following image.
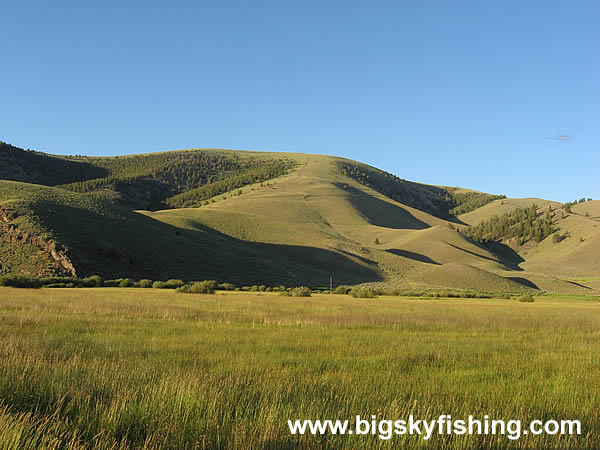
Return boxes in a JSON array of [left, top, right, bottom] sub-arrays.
[[0, 205, 76, 277]]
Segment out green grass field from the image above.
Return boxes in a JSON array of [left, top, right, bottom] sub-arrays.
[[0, 288, 598, 448]]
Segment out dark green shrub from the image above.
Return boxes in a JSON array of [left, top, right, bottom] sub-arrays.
[[292, 286, 311, 297], [282, 286, 312, 297], [518, 294, 535, 303], [349, 287, 376, 298], [333, 285, 351, 295], [43, 283, 68, 288], [119, 278, 134, 288], [39, 277, 78, 286], [191, 281, 216, 294], [103, 279, 121, 287], [0, 275, 41, 288], [177, 280, 217, 294], [139, 279, 153, 288], [218, 282, 235, 291], [166, 279, 185, 289], [82, 275, 104, 287], [152, 281, 168, 289]]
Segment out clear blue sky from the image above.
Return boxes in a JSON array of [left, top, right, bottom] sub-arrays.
[[1, 1, 598, 202]]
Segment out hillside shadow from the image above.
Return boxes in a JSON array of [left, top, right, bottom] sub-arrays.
[[385, 249, 440, 265], [446, 216, 468, 226], [506, 277, 539, 289], [566, 280, 593, 290], [334, 183, 429, 230], [481, 241, 525, 269], [452, 237, 525, 271], [336, 248, 379, 266], [445, 242, 502, 264], [31, 199, 383, 286]]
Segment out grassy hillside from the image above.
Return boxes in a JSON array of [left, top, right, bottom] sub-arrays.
[[0, 142, 296, 210], [458, 200, 600, 283], [148, 155, 552, 292], [337, 160, 505, 218], [0, 142, 108, 185], [0, 142, 597, 293], [0, 180, 380, 285], [410, 262, 533, 293], [458, 197, 562, 226]]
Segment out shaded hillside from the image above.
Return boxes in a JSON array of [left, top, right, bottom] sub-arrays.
[[59, 152, 295, 210], [0, 142, 598, 294], [337, 160, 504, 218], [0, 180, 380, 285], [0, 143, 295, 210], [0, 142, 108, 185]]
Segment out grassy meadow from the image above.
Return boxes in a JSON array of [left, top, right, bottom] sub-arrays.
[[0, 288, 599, 448]]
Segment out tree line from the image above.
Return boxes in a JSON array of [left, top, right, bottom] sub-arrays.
[[337, 161, 505, 218], [462, 205, 558, 245]]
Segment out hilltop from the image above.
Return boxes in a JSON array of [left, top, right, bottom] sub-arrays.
[[0, 141, 597, 294]]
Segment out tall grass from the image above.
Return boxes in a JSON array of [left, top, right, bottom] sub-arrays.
[[0, 288, 598, 448]]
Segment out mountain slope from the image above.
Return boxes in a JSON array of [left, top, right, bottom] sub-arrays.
[[0, 143, 597, 294], [0, 180, 380, 285]]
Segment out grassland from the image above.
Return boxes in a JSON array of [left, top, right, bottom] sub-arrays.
[[0, 288, 598, 448], [1, 143, 598, 294]]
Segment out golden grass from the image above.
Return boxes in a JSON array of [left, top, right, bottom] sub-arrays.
[[1, 288, 599, 448]]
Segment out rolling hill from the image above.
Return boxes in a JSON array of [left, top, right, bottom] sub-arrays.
[[0, 141, 597, 294]]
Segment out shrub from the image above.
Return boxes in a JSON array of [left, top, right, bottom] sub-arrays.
[[43, 283, 68, 288], [82, 275, 104, 287], [291, 286, 311, 297], [349, 287, 376, 298], [177, 280, 217, 294], [190, 281, 216, 294], [103, 279, 121, 287], [166, 279, 185, 289], [280, 286, 312, 297], [119, 278, 134, 288], [518, 294, 535, 303], [333, 285, 351, 295], [218, 282, 235, 291], [152, 281, 168, 289], [139, 279, 153, 288], [0, 275, 42, 288], [39, 276, 78, 287]]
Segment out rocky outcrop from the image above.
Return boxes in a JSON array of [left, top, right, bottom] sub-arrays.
[[0, 205, 76, 277]]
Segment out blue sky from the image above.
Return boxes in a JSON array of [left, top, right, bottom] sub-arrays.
[[1, 1, 598, 202]]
